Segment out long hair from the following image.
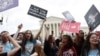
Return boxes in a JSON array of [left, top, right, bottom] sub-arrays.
[[62, 35, 74, 51], [58, 35, 74, 56], [74, 32, 84, 45], [48, 35, 55, 45], [21, 30, 34, 52], [31, 44, 45, 56], [81, 33, 100, 56]]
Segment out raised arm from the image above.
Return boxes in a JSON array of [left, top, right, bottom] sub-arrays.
[[13, 24, 23, 40], [59, 30, 63, 40], [35, 20, 46, 39], [45, 26, 49, 41], [6, 33, 21, 56], [87, 27, 92, 35]]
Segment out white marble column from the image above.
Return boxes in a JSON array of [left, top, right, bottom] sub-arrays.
[[56, 23, 59, 37], [42, 25, 44, 37], [53, 23, 55, 37], [49, 24, 51, 35], [55, 23, 57, 37], [58, 23, 60, 36]]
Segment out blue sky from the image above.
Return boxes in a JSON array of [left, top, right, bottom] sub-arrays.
[[0, 0, 100, 34]]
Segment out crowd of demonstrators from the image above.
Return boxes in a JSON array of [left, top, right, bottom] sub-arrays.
[[0, 19, 100, 56]]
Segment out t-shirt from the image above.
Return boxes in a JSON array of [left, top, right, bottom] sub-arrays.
[[62, 46, 77, 56], [2, 42, 13, 53], [21, 40, 36, 56], [88, 49, 99, 56], [0, 52, 7, 56]]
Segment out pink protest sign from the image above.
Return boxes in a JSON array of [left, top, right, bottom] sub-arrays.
[[60, 20, 80, 33]]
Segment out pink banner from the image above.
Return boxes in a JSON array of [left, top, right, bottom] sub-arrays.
[[59, 20, 80, 33]]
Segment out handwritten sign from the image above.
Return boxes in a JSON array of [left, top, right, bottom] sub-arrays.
[[28, 4, 48, 19], [60, 20, 80, 33]]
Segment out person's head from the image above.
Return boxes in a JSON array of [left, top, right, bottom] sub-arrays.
[[79, 30, 84, 38], [31, 43, 45, 56], [24, 30, 33, 40], [22, 30, 34, 52], [0, 31, 9, 43], [62, 35, 73, 47], [18, 32, 24, 40], [34, 43, 42, 52], [88, 33, 98, 46], [48, 35, 55, 43], [83, 33, 99, 50]]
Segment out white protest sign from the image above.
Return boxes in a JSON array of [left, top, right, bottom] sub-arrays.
[[62, 11, 74, 22]]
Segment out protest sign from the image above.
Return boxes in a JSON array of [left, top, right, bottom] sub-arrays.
[[60, 20, 80, 33], [28, 4, 48, 19], [84, 5, 100, 31], [62, 11, 74, 22], [0, 0, 18, 12]]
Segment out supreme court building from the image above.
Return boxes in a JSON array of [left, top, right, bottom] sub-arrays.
[[32, 16, 89, 39]]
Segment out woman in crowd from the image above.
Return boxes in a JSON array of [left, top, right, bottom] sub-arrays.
[[74, 30, 85, 56], [21, 20, 45, 56], [44, 26, 58, 56], [0, 31, 21, 56], [0, 31, 13, 53], [13, 24, 24, 44], [58, 35, 77, 56], [81, 33, 100, 56]]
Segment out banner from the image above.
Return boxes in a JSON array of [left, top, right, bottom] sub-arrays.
[[28, 4, 48, 19], [59, 20, 80, 33], [62, 11, 74, 22], [0, 0, 18, 12], [84, 5, 100, 31]]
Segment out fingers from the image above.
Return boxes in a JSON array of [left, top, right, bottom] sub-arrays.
[[18, 24, 23, 29]]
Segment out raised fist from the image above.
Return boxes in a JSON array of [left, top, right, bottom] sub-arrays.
[[18, 24, 23, 29]]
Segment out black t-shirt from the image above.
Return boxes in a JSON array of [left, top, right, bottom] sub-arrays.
[[55, 39, 61, 47], [44, 41, 58, 56], [0, 52, 7, 56]]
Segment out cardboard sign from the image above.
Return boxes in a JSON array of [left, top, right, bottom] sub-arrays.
[[62, 11, 74, 22], [84, 5, 100, 31], [28, 4, 48, 19], [0, 0, 18, 12], [59, 20, 80, 33]]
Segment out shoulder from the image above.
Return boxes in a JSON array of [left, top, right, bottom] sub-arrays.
[[30, 52, 38, 56]]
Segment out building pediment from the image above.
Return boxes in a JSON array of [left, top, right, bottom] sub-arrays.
[[40, 16, 64, 24]]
